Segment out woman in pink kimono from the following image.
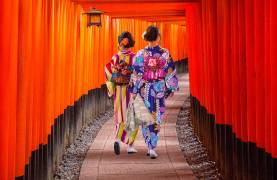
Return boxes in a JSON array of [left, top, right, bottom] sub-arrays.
[[105, 32, 138, 155]]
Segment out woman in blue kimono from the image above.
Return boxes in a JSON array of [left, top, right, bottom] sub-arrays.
[[130, 26, 179, 159]]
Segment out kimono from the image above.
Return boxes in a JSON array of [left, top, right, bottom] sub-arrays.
[[105, 50, 139, 145], [130, 46, 178, 150]]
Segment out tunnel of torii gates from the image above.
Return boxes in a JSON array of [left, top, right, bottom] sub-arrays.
[[0, 0, 277, 179]]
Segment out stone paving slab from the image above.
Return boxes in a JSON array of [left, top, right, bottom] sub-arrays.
[[79, 74, 196, 180]]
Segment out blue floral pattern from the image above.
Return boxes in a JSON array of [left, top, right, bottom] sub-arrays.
[[130, 45, 179, 150]]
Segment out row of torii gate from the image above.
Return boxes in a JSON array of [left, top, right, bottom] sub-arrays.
[[0, 0, 276, 179]]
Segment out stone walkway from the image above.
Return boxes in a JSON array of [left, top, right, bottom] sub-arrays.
[[79, 74, 196, 180]]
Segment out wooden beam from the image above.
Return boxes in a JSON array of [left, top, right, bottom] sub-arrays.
[[73, 0, 199, 3]]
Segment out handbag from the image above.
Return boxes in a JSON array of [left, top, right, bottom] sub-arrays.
[[133, 95, 155, 124], [121, 100, 139, 144], [125, 100, 139, 131], [126, 94, 155, 131]]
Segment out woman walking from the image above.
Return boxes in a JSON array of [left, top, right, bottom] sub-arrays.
[[105, 32, 138, 155], [130, 26, 179, 159]]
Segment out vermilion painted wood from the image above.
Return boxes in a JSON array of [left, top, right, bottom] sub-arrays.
[[264, 0, 271, 155], [0, 1, 19, 179], [187, 0, 277, 157], [254, 0, 265, 149], [2, 0, 277, 178], [76, 0, 189, 23], [245, 0, 256, 143], [270, 0, 277, 158], [0, 0, 187, 178]]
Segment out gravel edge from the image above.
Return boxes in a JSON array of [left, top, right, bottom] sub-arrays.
[[176, 97, 221, 179], [54, 96, 221, 179], [54, 109, 113, 180]]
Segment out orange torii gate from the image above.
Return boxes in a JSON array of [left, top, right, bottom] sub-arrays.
[[187, 1, 277, 179], [0, 0, 188, 179], [1, 0, 277, 179]]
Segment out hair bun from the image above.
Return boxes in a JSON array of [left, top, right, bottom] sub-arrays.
[[143, 25, 160, 42]]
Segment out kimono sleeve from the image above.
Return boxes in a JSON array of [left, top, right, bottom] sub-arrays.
[[104, 55, 118, 97], [163, 51, 179, 92], [129, 50, 145, 94]]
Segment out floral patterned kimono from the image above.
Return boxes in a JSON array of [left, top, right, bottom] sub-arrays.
[[130, 45, 178, 150], [105, 50, 139, 145]]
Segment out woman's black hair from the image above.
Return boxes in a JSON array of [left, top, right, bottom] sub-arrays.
[[143, 25, 160, 42], [118, 31, 135, 48]]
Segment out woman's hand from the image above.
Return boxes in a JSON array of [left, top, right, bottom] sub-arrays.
[[131, 93, 137, 100], [140, 87, 145, 97], [154, 123, 161, 132], [169, 92, 174, 97], [129, 79, 134, 86], [111, 74, 118, 83]]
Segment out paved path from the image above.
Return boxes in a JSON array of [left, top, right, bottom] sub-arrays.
[[79, 74, 196, 180]]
